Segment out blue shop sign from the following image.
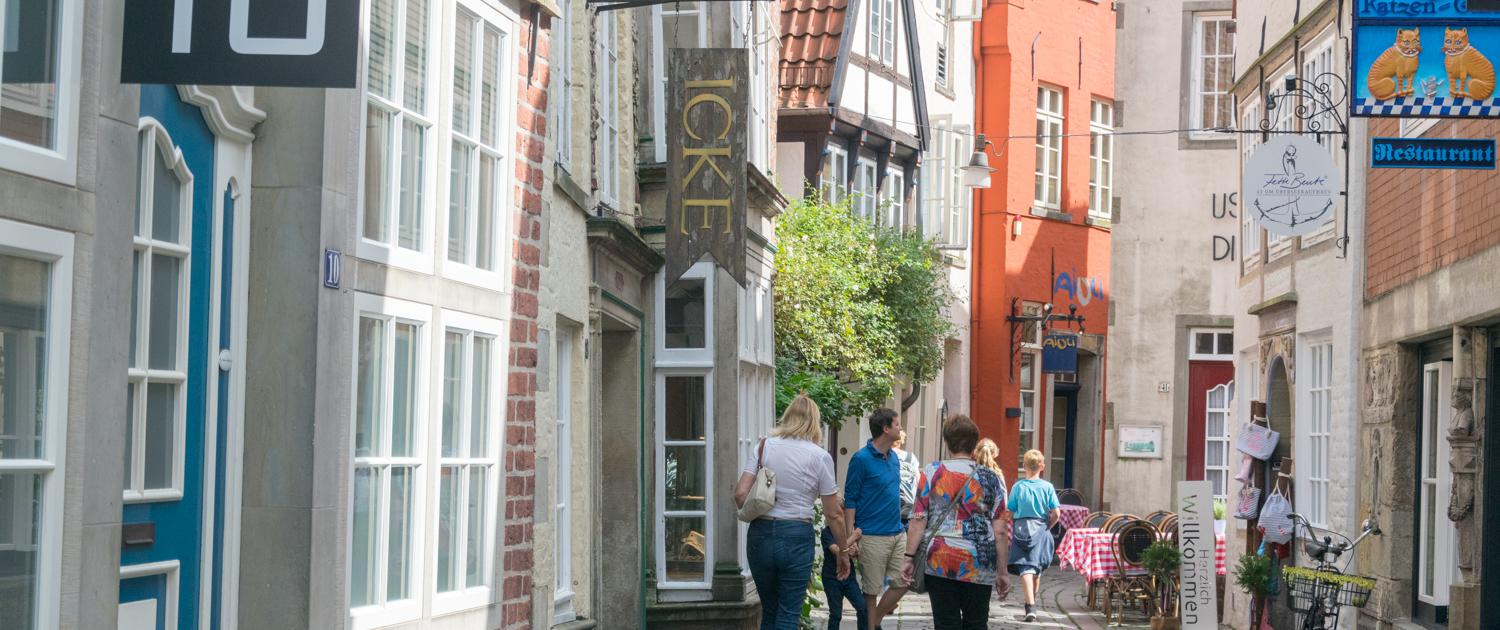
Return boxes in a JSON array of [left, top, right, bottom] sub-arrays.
[[1353, 1, 1500, 118], [1041, 332, 1079, 375], [1372, 137, 1497, 168]]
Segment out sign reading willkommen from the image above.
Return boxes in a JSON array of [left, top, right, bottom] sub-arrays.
[[1353, 2, 1500, 117], [1177, 480, 1219, 630], [122, 0, 360, 87], [1242, 135, 1339, 237], [665, 49, 748, 287]]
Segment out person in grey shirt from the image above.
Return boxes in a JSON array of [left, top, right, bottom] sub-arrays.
[[893, 430, 921, 527]]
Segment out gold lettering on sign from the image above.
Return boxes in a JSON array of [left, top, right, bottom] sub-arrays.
[[678, 78, 735, 236]]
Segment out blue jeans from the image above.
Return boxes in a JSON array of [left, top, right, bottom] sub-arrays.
[[824, 569, 869, 630], [747, 519, 815, 630]]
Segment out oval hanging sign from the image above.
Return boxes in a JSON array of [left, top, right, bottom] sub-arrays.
[[1242, 135, 1340, 237]]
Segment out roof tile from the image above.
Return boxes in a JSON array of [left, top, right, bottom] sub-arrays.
[[778, 0, 846, 109]]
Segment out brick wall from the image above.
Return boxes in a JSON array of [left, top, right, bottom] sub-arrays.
[[1366, 118, 1500, 298], [503, 7, 548, 629]]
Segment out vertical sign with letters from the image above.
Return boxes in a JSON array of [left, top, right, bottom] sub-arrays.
[[1177, 480, 1218, 629], [665, 48, 748, 287], [122, 0, 360, 87]]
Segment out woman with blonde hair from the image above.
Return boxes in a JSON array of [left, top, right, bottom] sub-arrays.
[[737, 393, 851, 630], [975, 438, 1007, 487]]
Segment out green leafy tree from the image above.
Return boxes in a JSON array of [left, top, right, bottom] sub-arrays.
[[773, 193, 954, 428]]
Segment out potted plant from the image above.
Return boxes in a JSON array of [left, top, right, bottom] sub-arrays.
[[1141, 540, 1182, 630], [1233, 552, 1275, 628]]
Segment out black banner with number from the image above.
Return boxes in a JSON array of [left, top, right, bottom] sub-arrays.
[[122, 0, 359, 87], [665, 48, 748, 287]]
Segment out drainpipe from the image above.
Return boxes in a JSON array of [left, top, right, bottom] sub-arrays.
[[638, 331, 648, 630]]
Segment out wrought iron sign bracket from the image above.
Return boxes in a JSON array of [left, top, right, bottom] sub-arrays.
[[1004, 298, 1085, 384], [1254, 70, 1355, 259]]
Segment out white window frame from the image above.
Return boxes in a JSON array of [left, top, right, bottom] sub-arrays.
[[736, 273, 775, 576], [1401, 117, 1440, 138], [935, 0, 952, 88], [1205, 381, 1234, 500], [552, 0, 574, 170], [1265, 64, 1295, 259], [0, 0, 83, 185], [1239, 100, 1262, 269], [651, 1, 707, 163], [854, 157, 878, 222], [442, 0, 519, 289], [1299, 31, 1338, 248], [598, 10, 623, 205], [1019, 353, 1039, 457], [1020, 302, 1044, 348], [552, 328, 577, 623], [358, 0, 439, 274], [655, 262, 716, 591], [1418, 361, 1459, 606], [0, 218, 72, 630], [946, 126, 970, 247], [125, 119, 193, 503], [881, 165, 905, 228], [822, 145, 848, 202], [430, 309, 506, 616], [349, 293, 432, 630], [868, 0, 896, 65], [748, 2, 773, 172], [1188, 13, 1234, 138], [1296, 338, 1332, 528], [921, 123, 950, 241], [1034, 86, 1064, 210], [1188, 328, 1234, 361], [1088, 100, 1114, 220]]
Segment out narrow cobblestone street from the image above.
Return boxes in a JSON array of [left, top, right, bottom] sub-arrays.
[[808, 569, 1152, 630]]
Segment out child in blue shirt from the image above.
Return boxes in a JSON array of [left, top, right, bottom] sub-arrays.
[[1007, 449, 1060, 621], [821, 524, 869, 630]]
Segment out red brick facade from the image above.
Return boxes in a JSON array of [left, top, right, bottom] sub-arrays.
[[502, 8, 548, 629], [1366, 119, 1500, 298]]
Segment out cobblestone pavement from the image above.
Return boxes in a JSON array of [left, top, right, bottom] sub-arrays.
[[808, 569, 1155, 630]]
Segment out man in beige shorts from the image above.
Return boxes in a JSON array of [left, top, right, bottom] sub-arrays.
[[843, 409, 908, 629]]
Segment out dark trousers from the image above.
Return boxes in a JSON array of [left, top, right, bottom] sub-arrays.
[[926, 574, 992, 630], [747, 519, 816, 630], [823, 570, 869, 630]]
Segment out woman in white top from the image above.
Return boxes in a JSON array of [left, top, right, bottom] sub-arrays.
[[736, 393, 851, 630]]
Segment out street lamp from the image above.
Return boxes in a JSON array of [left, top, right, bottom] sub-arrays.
[[962, 134, 996, 189]]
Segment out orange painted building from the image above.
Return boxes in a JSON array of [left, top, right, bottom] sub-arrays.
[[971, 0, 1114, 501]]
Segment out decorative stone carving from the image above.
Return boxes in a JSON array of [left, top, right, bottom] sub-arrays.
[[1447, 328, 1486, 586], [1258, 331, 1296, 385], [1365, 352, 1396, 410]]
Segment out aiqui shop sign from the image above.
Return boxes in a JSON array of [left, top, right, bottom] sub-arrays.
[[1354, 0, 1500, 117], [121, 0, 359, 87], [1243, 135, 1340, 237], [665, 49, 749, 287]]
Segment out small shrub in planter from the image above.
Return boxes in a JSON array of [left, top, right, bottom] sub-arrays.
[[1142, 541, 1181, 630]]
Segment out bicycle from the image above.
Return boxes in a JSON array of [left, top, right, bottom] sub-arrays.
[[1281, 512, 1381, 630]]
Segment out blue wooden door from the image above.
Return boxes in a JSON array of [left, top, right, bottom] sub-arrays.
[[120, 84, 220, 630]]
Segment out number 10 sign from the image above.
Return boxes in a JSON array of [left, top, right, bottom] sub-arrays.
[[122, 0, 359, 87]]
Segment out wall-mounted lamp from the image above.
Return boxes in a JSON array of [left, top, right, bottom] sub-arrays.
[[1012, 217, 1023, 238], [962, 133, 997, 189]]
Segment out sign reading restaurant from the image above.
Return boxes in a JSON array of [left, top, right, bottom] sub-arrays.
[[1372, 137, 1497, 168], [1353, 0, 1500, 117], [665, 49, 749, 287], [122, 0, 360, 87]]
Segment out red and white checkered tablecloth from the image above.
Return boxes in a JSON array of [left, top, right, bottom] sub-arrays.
[[1057, 528, 1226, 582], [1056, 505, 1091, 530]]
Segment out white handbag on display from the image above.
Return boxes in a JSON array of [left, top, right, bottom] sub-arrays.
[[736, 439, 777, 522], [1236, 418, 1281, 460], [1258, 484, 1295, 544]]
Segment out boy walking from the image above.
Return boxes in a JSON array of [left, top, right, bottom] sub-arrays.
[[821, 523, 868, 630]]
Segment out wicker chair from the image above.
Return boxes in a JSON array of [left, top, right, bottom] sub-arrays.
[[1101, 514, 1138, 533], [1145, 510, 1173, 526], [1058, 488, 1086, 506], [1103, 519, 1159, 625], [1157, 514, 1179, 537], [1083, 511, 1112, 529]]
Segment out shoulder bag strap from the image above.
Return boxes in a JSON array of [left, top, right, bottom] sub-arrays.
[[755, 438, 767, 472], [921, 466, 976, 549]]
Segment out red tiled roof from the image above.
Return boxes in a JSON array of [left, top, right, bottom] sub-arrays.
[[779, 0, 846, 109]]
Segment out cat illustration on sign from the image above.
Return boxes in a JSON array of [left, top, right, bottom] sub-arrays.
[[1444, 28, 1495, 100], [1367, 28, 1421, 100]]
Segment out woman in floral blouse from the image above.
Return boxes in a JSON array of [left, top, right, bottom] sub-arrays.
[[900, 414, 1009, 629]]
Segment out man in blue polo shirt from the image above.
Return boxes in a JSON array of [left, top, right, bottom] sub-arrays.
[[843, 408, 905, 630]]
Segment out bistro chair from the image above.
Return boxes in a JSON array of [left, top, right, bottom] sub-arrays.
[[1102, 514, 1138, 534], [1058, 488, 1086, 506], [1104, 519, 1159, 625], [1083, 511, 1112, 529], [1145, 510, 1173, 526]]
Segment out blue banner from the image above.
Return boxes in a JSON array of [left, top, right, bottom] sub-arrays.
[[1371, 137, 1497, 168], [1041, 333, 1079, 375]]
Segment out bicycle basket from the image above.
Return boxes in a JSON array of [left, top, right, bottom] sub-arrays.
[[1282, 566, 1376, 612]]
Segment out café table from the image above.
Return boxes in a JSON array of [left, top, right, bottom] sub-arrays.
[[1056, 528, 1227, 583]]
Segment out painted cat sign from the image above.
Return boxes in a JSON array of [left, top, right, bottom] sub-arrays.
[[1353, 2, 1500, 117]]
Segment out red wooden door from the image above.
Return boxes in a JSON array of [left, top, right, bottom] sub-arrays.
[[1187, 361, 1235, 481]]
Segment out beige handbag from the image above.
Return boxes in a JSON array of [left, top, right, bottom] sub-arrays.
[[736, 439, 777, 522]]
